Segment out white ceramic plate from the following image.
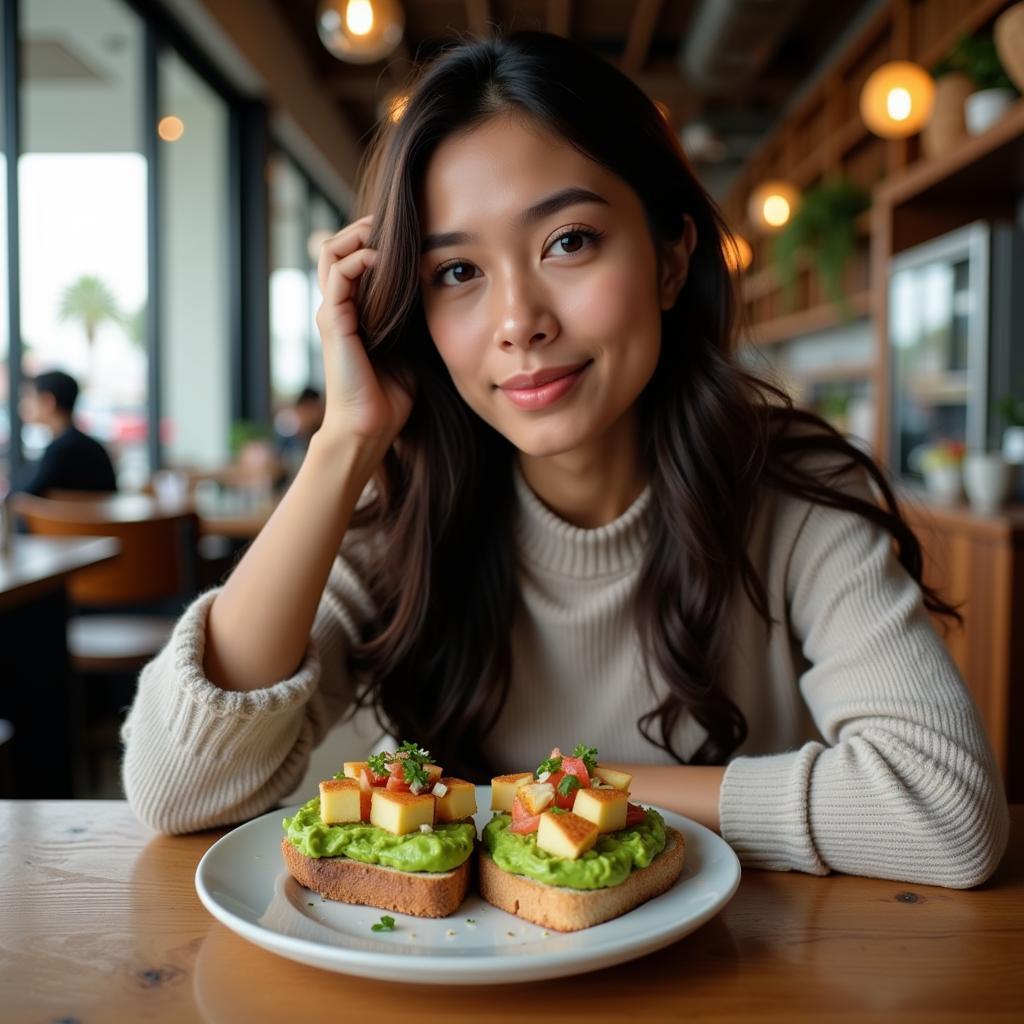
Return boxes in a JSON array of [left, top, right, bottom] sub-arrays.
[[195, 785, 741, 984]]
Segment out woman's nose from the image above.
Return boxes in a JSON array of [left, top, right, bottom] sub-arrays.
[[492, 280, 560, 351]]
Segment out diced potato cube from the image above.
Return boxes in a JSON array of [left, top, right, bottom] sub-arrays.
[[573, 787, 628, 833], [593, 765, 633, 791], [370, 789, 435, 835], [518, 782, 555, 815], [434, 777, 477, 822], [318, 778, 361, 824], [343, 761, 369, 780], [490, 772, 533, 812], [536, 811, 599, 860]]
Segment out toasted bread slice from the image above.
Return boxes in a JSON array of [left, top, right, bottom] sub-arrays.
[[281, 838, 473, 918], [478, 826, 685, 931]]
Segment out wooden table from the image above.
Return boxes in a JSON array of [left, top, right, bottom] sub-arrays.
[[1, 801, 1020, 1022], [0, 537, 119, 796]]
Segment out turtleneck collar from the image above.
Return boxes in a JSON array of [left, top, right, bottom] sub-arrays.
[[513, 462, 652, 578]]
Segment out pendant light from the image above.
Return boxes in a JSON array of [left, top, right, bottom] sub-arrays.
[[860, 61, 935, 138], [317, 0, 405, 64]]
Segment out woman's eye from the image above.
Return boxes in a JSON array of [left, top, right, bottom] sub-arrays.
[[547, 226, 602, 257], [433, 261, 478, 287]]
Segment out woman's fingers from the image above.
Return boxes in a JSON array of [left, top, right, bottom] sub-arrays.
[[317, 215, 374, 295]]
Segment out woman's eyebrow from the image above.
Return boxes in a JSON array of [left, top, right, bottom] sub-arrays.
[[420, 186, 609, 254]]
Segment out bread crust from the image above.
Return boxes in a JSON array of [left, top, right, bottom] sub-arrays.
[[281, 838, 473, 918], [478, 826, 686, 931]]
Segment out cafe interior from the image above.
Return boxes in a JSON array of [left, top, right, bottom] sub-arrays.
[[0, 0, 1022, 810]]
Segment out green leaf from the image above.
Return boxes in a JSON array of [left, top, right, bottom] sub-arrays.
[[571, 744, 599, 773], [535, 755, 563, 778], [367, 752, 390, 777], [371, 915, 396, 932], [557, 775, 581, 797]]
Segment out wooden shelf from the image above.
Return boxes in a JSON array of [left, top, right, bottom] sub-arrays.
[[876, 100, 1024, 209], [742, 290, 871, 347]]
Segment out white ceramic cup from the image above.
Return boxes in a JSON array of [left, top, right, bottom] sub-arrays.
[[963, 452, 1012, 514]]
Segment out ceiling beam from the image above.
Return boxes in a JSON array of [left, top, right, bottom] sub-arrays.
[[621, 0, 662, 74], [465, 0, 492, 39], [546, 0, 572, 37]]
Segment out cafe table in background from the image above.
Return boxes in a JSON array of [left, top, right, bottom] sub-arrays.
[[0, 801, 1020, 1022], [0, 536, 119, 796]]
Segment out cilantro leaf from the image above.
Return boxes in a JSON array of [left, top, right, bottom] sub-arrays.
[[331, 770, 345, 780], [367, 752, 390, 777], [535, 755, 563, 778], [371, 915, 396, 932], [402, 758, 430, 787], [557, 774, 581, 797], [571, 744, 599, 773]]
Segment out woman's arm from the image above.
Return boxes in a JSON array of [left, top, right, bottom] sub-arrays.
[[719, 469, 1009, 887], [602, 763, 725, 833]]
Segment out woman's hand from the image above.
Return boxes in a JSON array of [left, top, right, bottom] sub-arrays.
[[314, 214, 414, 458]]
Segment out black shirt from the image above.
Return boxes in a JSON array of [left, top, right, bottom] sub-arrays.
[[16, 426, 118, 496]]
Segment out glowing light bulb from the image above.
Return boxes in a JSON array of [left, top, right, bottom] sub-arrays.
[[346, 0, 374, 36], [886, 87, 912, 122], [157, 116, 184, 142], [763, 195, 791, 228]]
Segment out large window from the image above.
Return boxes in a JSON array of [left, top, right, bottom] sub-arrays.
[[0, 0, 9, 486], [19, 0, 148, 486], [158, 47, 230, 469], [269, 150, 342, 408]]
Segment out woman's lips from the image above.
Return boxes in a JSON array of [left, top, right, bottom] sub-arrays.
[[499, 361, 592, 411]]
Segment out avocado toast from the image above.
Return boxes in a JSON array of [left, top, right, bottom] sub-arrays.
[[479, 745, 685, 931], [281, 741, 477, 918]]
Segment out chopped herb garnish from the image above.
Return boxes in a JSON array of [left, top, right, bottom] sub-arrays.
[[307, 902, 314, 907], [371, 915, 396, 932], [557, 775, 581, 797], [331, 769, 345, 780], [402, 758, 430, 787], [466, 918, 476, 924], [397, 739, 431, 760], [367, 752, 389, 777], [571, 744, 599, 774], [535, 754, 563, 778]]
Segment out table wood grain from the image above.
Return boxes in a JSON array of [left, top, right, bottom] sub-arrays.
[[1, 802, 1021, 1023]]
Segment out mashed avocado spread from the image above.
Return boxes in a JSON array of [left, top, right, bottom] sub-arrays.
[[482, 808, 667, 890], [283, 797, 475, 872]]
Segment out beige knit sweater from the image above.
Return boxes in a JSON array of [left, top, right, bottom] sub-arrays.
[[121, 461, 1009, 887]]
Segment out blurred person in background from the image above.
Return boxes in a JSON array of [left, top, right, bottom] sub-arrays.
[[276, 386, 325, 477], [11, 370, 117, 496]]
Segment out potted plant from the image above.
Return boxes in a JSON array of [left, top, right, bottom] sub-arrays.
[[771, 178, 870, 315], [933, 33, 1018, 136]]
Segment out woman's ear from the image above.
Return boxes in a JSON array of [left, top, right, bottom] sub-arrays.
[[658, 214, 698, 310]]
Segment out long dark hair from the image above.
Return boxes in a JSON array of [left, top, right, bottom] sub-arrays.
[[343, 30, 959, 780]]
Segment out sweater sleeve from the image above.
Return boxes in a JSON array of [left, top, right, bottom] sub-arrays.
[[719, 470, 1010, 888], [120, 548, 376, 834]]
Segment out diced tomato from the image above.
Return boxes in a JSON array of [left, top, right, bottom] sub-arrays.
[[508, 814, 541, 834], [385, 775, 411, 792], [510, 798, 541, 833], [561, 755, 591, 788], [357, 769, 373, 821], [624, 802, 646, 827], [546, 770, 580, 810], [511, 795, 530, 821]]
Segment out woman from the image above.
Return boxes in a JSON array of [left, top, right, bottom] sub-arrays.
[[122, 31, 1008, 887]]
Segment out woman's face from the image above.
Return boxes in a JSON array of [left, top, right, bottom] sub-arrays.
[[417, 114, 692, 460]]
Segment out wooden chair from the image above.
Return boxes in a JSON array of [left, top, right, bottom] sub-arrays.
[[10, 493, 199, 672]]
